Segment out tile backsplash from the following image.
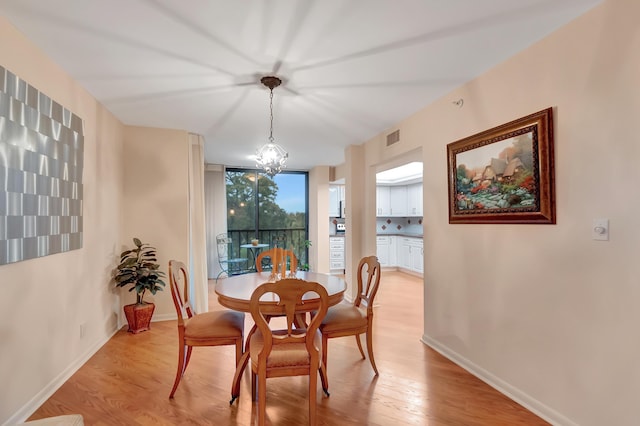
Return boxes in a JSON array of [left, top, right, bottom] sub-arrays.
[[376, 217, 423, 235], [329, 217, 423, 235]]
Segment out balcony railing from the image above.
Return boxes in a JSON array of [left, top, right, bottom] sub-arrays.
[[227, 228, 309, 270]]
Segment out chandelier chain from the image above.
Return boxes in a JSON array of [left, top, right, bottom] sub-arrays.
[[269, 88, 274, 143], [256, 75, 288, 177]]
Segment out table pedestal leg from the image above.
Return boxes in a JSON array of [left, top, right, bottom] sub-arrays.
[[230, 324, 258, 404]]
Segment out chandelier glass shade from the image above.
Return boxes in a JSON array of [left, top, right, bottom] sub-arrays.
[[256, 76, 288, 177], [256, 141, 288, 177]]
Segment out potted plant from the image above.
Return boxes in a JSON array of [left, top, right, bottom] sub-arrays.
[[298, 239, 312, 271], [114, 237, 166, 334]]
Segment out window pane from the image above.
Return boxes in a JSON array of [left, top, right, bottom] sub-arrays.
[[226, 171, 256, 232], [225, 169, 309, 270], [258, 173, 306, 229]]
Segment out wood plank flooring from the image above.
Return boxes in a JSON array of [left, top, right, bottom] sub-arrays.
[[28, 271, 548, 425]]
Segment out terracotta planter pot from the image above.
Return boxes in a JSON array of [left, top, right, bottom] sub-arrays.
[[123, 302, 155, 334]]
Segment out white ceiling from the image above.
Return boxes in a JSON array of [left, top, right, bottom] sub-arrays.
[[377, 162, 423, 185], [1, 0, 602, 171]]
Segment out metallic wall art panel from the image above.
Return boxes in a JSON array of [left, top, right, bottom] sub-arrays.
[[0, 65, 84, 265]]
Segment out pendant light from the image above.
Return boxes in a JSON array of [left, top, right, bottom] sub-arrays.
[[255, 76, 288, 177]]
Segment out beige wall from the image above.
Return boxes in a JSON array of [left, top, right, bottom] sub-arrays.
[[3, 0, 638, 424], [344, 1, 639, 424], [121, 126, 190, 321], [0, 17, 191, 424], [0, 16, 124, 424]]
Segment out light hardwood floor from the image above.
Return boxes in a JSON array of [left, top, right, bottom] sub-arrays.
[[28, 271, 548, 425]]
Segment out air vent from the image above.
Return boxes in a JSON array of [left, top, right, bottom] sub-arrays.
[[386, 130, 400, 146]]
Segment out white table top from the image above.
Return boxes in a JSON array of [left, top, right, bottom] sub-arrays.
[[240, 243, 269, 249]]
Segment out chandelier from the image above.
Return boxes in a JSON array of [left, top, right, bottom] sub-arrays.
[[255, 76, 288, 177]]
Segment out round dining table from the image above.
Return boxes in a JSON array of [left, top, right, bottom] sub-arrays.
[[215, 271, 347, 403]]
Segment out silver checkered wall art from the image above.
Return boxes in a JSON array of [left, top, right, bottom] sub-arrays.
[[0, 65, 84, 265]]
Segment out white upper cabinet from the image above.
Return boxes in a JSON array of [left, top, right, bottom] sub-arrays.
[[407, 183, 423, 216], [329, 185, 340, 217], [376, 186, 390, 216], [389, 186, 408, 216]]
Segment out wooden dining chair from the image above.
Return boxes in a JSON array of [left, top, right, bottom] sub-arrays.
[[319, 255, 381, 376], [255, 247, 298, 274], [249, 278, 330, 426], [168, 260, 245, 399]]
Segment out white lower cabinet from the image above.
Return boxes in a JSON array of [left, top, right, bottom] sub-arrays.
[[389, 236, 397, 266], [375, 235, 423, 275], [397, 236, 423, 275], [376, 236, 390, 266], [329, 237, 345, 272], [410, 239, 423, 273], [399, 238, 412, 269]]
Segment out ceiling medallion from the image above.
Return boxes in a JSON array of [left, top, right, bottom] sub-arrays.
[[255, 76, 288, 177]]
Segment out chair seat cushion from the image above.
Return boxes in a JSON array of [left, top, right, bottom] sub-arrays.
[[319, 303, 367, 333], [184, 310, 244, 340], [250, 329, 322, 369]]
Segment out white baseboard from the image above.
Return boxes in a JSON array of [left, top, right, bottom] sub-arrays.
[[395, 267, 423, 278], [421, 334, 577, 426], [3, 327, 119, 426], [151, 312, 177, 322]]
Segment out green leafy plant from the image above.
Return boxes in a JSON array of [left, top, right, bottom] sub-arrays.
[[115, 238, 166, 304], [298, 239, 312, 271]]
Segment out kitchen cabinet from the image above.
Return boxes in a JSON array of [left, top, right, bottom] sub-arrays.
[[407, 183, 423, 216], [399, 238, 412, 269], [397, 236, 423, 274], [389, 235, 397, 266], [329, 185, 341, 217], [329, 236, 345, 272], [389, 186, 407, 216], [376, 183, 423, 217], [376, 236, 390, 266], [376, 186, 390, 216], [410, 239, 423, 273]]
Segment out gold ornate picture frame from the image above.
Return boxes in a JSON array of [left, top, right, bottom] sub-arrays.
[[447, 107, 555, 224]]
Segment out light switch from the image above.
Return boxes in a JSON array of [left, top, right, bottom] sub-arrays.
[[592, 218, 609, 241]]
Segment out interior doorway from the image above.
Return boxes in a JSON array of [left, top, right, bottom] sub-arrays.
[[374, 154, 424, 318]]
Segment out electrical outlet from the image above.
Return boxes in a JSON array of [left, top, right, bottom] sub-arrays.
[[80, 323, 86, 339]]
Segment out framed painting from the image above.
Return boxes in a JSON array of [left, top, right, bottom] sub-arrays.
[[447, 107, 555, 224]]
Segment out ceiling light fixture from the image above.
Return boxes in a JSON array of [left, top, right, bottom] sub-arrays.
[[256, 76, 288, 177]]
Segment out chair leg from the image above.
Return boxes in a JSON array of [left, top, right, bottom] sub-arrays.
[[355, 334, 366, 359], [235, 337, 243, 366], [321, 333, 329, 374], [257, 373, 267, 426], [169, 343, 187, 398], [251, 371, 257, 401], [319, 362, 330, 397], [184, 346, 193, 370], [230, 350, 250, 404], [309, 364, 318, 425], [366, 329, 378, 375]]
